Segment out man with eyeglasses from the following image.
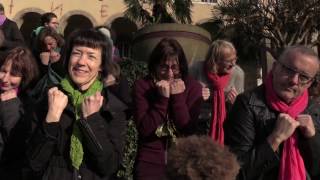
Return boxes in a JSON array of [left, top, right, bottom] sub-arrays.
[[225, 46, 320, 180]]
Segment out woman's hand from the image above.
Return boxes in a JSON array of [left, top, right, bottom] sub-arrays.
[[82, 91, 103, 119], [170, 79, 185, 95], [39, 52, 50, 65], [200, 82, 210, 101], [46, 87, 68, 123], [49, 50, 61, 63], [226, 87, 238, 104], [0, 89, 17, 101], [156, 80, 170, 98]]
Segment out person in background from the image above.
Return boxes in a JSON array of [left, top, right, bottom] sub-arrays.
[[30, 12, 60, 53], [308, 73, 320, 103], [133, 38, 203, 180], [0, 47, 39, 180], [166, 135, 240, 180], [96, 26, 132, 120], [95, 26, 122, 63], [40, 12, 59, 31], [35, 27, 64, 76], [189, 40, 244, 144], [28, 27, 65, 104], [27, 29, 126, 180], [0, 3, 24, 58], [103, 61, 132, 119], [225, 46, 320, 180]]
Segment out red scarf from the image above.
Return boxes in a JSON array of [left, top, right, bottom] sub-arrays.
[[265, 73, 307, 180], [206, 69, 230, 144]]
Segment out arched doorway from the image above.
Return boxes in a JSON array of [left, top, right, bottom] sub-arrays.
[[63, 15, 93, 37], [111, 17, 137, 58], [19, 12, 42, 46]]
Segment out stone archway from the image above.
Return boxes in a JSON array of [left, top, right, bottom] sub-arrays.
[[13, 8, 45, 46], [60, 10, 97, 37], [111, 17, 138, 58], [13, 8, 45, 27]]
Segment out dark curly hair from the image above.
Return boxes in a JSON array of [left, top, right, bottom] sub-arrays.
[[166, 135, 240, 180]]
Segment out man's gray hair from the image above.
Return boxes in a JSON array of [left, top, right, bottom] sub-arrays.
[[278, 45, 319, 63]]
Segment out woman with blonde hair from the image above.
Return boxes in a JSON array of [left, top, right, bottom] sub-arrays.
[[190, 40, 244, 144]]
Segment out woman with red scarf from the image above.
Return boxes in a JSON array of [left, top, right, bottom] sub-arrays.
[[190, 40, 244, 144], [224, 46, 320, 180]]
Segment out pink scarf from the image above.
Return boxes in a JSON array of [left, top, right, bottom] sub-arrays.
[[206, 68, 230, 144], [265, 73, 307, 180]]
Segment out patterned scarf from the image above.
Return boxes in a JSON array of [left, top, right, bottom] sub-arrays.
[[60, 76, 103, 170], [265, 73, 307, 180]]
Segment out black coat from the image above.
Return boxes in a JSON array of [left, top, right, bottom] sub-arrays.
[[0, 18, 24, 50], [0, 93, 34, 180], [27, 87, 127, 180], [224, 85, 320, 180], [0, 18, 25, 59]]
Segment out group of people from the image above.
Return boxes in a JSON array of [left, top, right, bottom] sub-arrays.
[[0, 4, 128, 180], [0, 3, 319, 180], [131, 35, 320, 180]]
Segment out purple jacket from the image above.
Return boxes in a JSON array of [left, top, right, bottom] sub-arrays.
[[133, 76, 202, 165]]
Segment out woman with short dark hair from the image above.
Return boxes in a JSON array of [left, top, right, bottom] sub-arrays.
[[27, 29, 126, 180], [133, 38, 203, 180], [0, 46, 39, 179]]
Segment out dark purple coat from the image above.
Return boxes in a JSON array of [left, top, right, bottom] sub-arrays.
[[133, 76, 202, 166]]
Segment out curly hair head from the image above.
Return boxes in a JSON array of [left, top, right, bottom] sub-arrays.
[[166, 135, 240, 180]]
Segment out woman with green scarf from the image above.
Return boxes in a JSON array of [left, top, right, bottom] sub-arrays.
[[27, 29, 127, 180]]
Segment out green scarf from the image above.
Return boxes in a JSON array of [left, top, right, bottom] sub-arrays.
[[60, 76, 103, 170]]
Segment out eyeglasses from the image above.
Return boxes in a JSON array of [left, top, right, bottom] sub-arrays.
[[277, 60, 314, 85], [158, 64, 180, 74]]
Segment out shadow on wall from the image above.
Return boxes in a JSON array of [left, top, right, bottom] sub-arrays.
[[111, 17, 137, 58], [64, 15, 93, 38], [20, 12, 41, 45]]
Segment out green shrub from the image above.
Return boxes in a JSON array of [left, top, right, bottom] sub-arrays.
[[116, 58, 148, 180], [118, 58, 148, 87]]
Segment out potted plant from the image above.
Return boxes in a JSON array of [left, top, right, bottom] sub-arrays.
[[124, 0, 212, 65]]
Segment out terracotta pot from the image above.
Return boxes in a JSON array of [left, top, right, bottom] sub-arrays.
[[132, 23, 211, 66]]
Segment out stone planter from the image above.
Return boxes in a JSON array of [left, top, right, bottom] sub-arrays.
[[132, 23, 211, 66]]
